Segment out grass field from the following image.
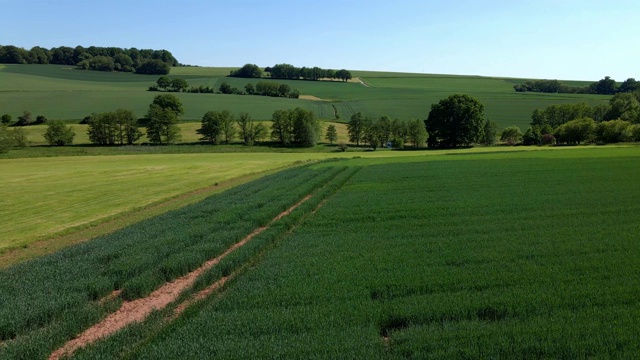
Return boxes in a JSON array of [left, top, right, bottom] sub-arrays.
[[0, 64, 611, 129], [2, 147, 639, 359]]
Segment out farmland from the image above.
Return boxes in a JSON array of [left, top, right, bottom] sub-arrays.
[[1, 146, 640, 358], [0, 64, 612, 129]]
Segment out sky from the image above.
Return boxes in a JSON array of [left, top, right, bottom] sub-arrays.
[[2, 0, 639, 81]]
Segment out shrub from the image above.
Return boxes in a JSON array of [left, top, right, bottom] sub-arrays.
[[1, 114, 11, 124], [541, 133, 556, 145], [44, 120, 75, 146], [500, 126, 523, 145]]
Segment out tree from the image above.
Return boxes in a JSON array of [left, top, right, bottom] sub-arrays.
[[219, 82, 232, 94], [347, 112, 367, 146], [219, 111, 236, 143], [292, 108, 321, 147], [146, 105, 181, 144], [554, 117, 596, 145], [619, 78, 639, 93], [135, 59, 171, 75], [406, 119, 428, 148], [236, 112, 266, 146], [522, 126, 542, 145], [336, 69, 352, 82], [0, 125, 14, 153], [391, 118, 409, 145], [44, 120, 75, 146], [35, 115, 48, 124], [590, 76, 617, 95], [151, 94, 184, 115], [87, 112, 117, 145], [1, 114, 12, 124], [500, 126, 523, 145], [278, 83, 291, 97], [325, 124, 338, 144], [146, 95, 182, 144], [114, 109, 141, 145], [16, 111, 33, 126], [480, 119, 498, 145], [170, 78, 189, 92], [374, 116, 392, 147], [156, 76, 171, 91], [197, 111, 223, 144], [244, 83, 255, 95], [595, 120, 633, 143], [607, 93, 640, 123], [230, 64, 263, 78], [425, 94, 485, 148], [271, 109, 294, 145]]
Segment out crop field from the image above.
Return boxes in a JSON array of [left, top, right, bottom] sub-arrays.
[[1, 146, 639, 359], [0, 64, 611, 129]]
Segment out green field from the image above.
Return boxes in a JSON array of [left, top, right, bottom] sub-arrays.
[[1, 147, 640, 359], [0, 64, 611, 129]]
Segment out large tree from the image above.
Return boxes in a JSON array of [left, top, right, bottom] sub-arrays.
[[197, 111, 225, 144], [291, 108, 321, 147], [145, 94, 182, 144], [347, 112, 367, 146], [271, 109, 295, 145], [425, 94, 485, 148]]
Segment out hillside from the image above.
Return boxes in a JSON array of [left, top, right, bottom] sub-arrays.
[[0, 64, 611, 129]]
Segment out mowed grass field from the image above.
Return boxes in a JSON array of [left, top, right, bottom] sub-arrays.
[[0, 64, 611, 129], [2, 147, 640, 359]]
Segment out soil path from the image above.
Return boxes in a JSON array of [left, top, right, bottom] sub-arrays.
[[49, 194, 313, 360], [356, 77, 370, 87]]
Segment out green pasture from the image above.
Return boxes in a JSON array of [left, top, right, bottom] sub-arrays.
[[0, 64, 611, 129], [61, 146, 640, 359]]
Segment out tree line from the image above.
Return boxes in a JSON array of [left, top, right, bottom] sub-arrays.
[[514, 76, 639, 95], [230, 63, 353, 82], [347, 113, 427, 149], [0, 44, 178, 74], [149, 76, 301, 98]]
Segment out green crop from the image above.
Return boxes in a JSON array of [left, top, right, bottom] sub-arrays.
[[68, 147, 640, 359]]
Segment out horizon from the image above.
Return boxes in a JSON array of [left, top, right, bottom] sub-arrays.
[[2, 0, 639, 82]]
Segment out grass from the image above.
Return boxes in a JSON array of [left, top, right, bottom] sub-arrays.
[[62, 146, 640, 359], [0, 64, 611, 129]]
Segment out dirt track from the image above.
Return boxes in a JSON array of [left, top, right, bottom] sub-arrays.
[[49, 194, 313, 360]]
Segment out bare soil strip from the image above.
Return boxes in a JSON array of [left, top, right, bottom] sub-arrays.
[[356, 77, 370, 87], [49, 194, 313, 360]]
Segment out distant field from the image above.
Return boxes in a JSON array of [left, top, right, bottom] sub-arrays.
[[0, 64, 611, 129]]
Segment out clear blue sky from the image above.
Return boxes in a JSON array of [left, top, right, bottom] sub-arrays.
[[2, 0, 639, 81]]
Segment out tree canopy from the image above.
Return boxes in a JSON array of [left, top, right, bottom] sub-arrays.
[[425, 94, 486, 148], [0, 44, 178, 74]]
